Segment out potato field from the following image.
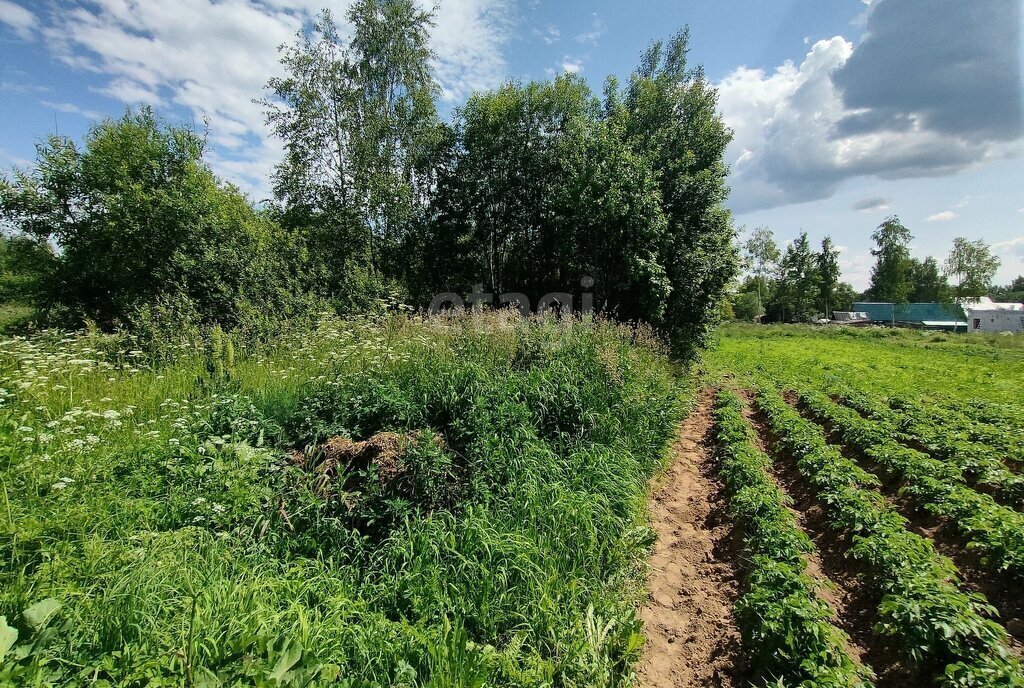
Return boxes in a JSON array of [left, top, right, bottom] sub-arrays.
[[644, 325, 1024, 688]]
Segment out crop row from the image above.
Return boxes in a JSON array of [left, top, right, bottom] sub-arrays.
[[890, 396, 1024, 469], [798, 388, 1024, 578], [957, 400, 1024, 435], [754, 384, 1022, 686], [712, 390, 872, 687], [834, 390, 1024, 509]]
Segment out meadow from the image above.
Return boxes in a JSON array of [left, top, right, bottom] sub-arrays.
[[0, 314, 684, 687]]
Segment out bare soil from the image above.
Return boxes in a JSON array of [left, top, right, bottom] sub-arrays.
[[637, 391, 741, 688]]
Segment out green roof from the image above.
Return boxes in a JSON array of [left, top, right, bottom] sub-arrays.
[[853, 302, 964, 323]]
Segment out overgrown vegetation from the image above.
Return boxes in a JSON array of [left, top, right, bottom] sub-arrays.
[[0, 314, 684, 685]]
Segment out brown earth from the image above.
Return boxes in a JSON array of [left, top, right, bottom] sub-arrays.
[[637, 391, 740, 688]]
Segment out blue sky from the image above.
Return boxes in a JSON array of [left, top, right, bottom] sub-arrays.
[[1, 0, 1022, 289]]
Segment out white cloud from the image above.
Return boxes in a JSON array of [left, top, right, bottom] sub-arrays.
[[994, 236, 1024, 257], [533, 24, 559, 45], [561, 57, 583, 74], [95, 78, 165, 106], [41, 100, 104, 121], [32, 0, 513, 198], [0, 80, 49, 94], [925, 210, 957, 222], [993, 236, 1024, 283], [0, 0, 36, 40], [717, 35, 1019, 212], [429, 0, 512, 102]]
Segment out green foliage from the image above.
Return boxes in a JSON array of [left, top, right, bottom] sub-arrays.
[[408, 75, 673, 328], [946, 238, 1001, 298], [713, 391, 871, 687], [842, 391, 1024, 505], [0, 109, 307, 332], [908, 256, 952, 303], [409, 30, 738, 361], [797, 389, 1024, 578], [0, 314, 683, 686], [866, 215, 913, 303], [263, 3, 441, 281], [772, 231, 817, 322], [816, 237, 842, 318], [754, 385, 1022, 684]]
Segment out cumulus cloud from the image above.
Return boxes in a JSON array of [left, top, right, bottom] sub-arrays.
[[833, 0, 1022, 142], [31, 0, 512, 198], [0, 0, 36, 40], [840, 251, 874, 291], [925, 210, 957, 222], [719, 0, 1023, 212], [428, 0, 512, 102], [852, 196, 891, 212]]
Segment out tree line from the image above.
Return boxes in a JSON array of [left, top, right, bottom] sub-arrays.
[[0, 3, 737, 360], [733, 216, 1019, 322]]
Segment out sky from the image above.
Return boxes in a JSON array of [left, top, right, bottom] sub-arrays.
[[1, 0, 1022, 290]]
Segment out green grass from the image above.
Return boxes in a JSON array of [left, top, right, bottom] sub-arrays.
[[0, 314, 686, 687], [707, 323, 1024, 406]]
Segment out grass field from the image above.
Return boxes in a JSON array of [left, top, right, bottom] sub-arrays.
[[2, 319, 1023, 687], [0, 315, 684, 686]]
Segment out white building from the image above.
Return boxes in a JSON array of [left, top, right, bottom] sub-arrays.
[[960, 297, 1024, 333]]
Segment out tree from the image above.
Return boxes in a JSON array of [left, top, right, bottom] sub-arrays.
[[945, 237, 1000, 298], [832, 282, 858, 313], [1012, 275, 1024, 292], [743, 226, 780, 318], [907, 256, 950, 302], [773, 232, 816, 322], [264, 3, 440, 280], [0, 233, 54, 305], [0, 109, 297, 328], [815, 236, 841, 318], [412, 76, 670, 324], [620, 28, 738, 358], [415, 28, 736, 360], [731, 288, 762, 322], [866, 215, 913, 305]]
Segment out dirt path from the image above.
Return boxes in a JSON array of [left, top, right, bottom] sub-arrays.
[[637, 391, 740, 688]]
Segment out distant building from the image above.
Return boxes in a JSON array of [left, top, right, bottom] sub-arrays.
[[960, 297, 1024, 333], [851, 302, 968, 331], [830, 311, 871, 325]]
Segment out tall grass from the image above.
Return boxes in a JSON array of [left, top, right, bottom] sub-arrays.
[[0, 312, 685, 686]]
